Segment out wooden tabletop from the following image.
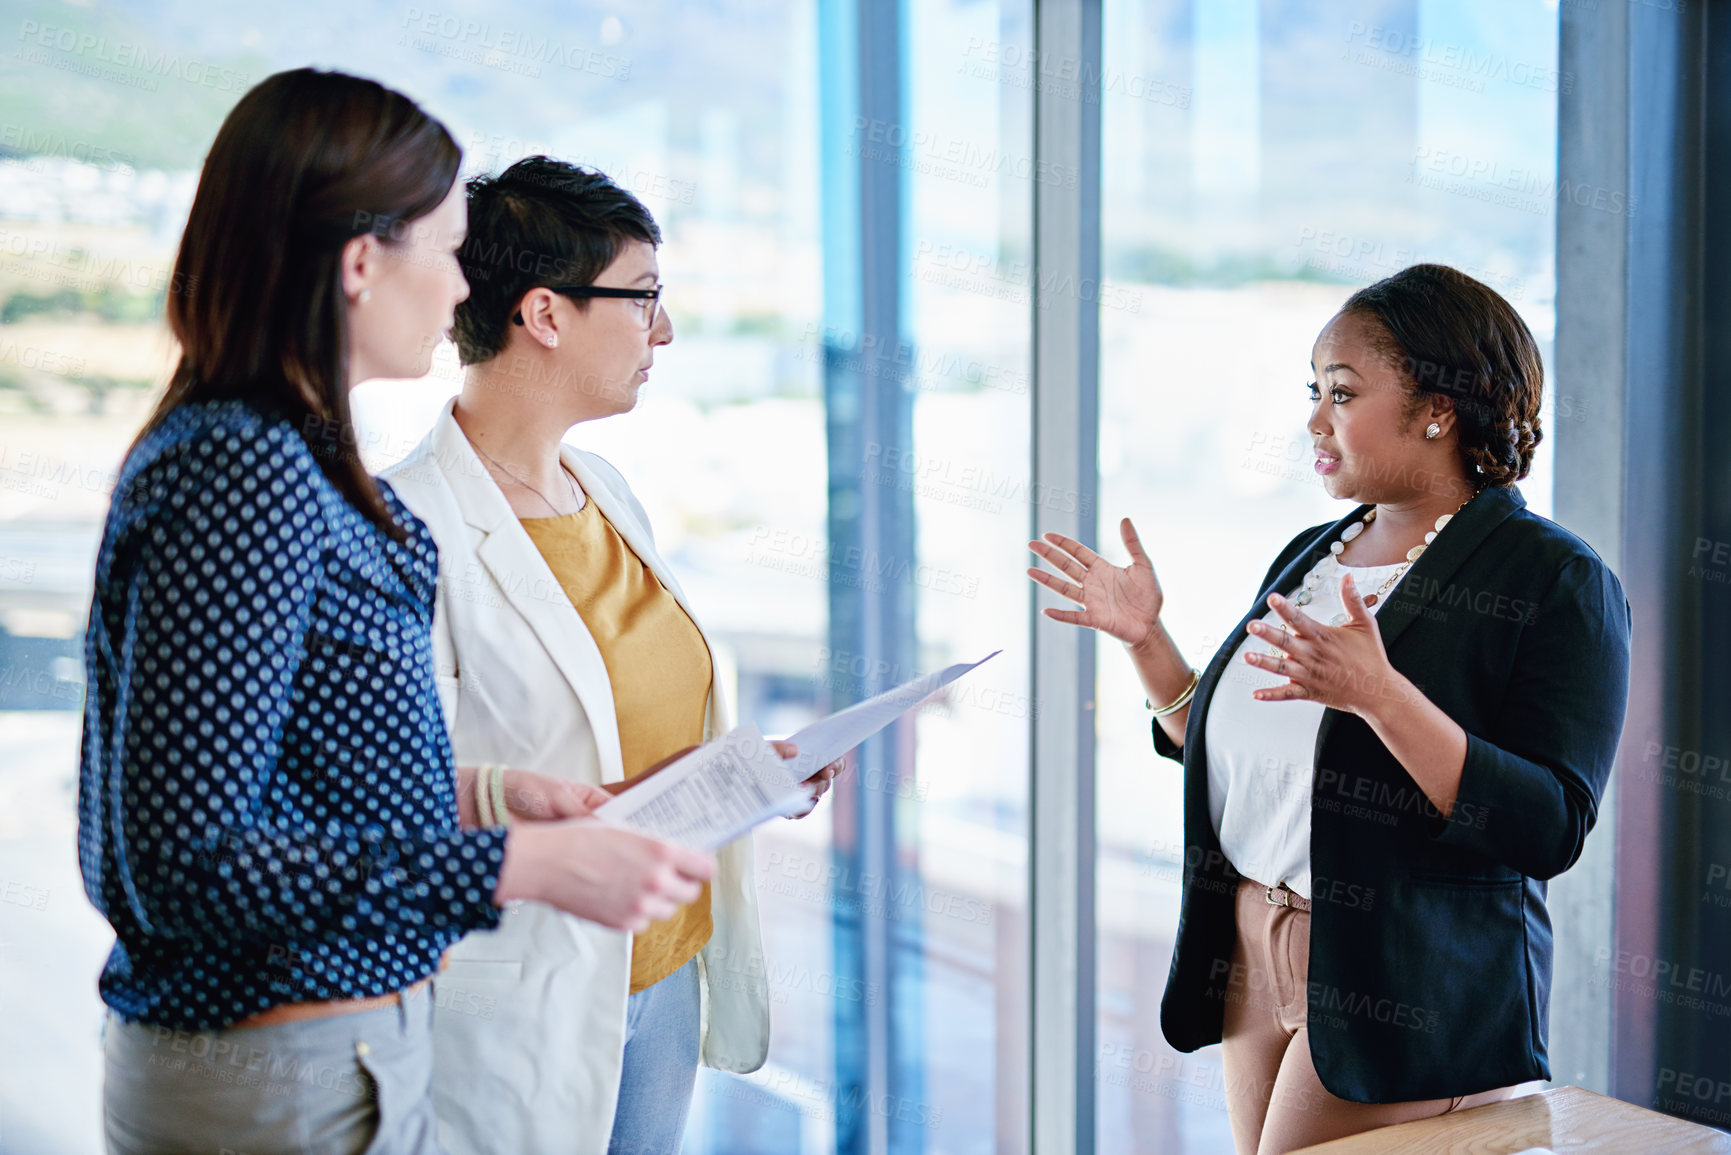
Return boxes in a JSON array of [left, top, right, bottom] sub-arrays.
[[1290, 1086, 1731, 1154]]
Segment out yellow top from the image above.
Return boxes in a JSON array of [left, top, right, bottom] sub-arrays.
[[520, 497, 714, 993]]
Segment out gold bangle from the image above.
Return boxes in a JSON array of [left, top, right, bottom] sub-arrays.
[[1149, 668, 1201, 717]]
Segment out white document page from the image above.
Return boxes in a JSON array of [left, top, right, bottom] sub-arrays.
[[595, 652, 1000, 849], [593, 725, 808, 851], [781, 651, 1001, 780]]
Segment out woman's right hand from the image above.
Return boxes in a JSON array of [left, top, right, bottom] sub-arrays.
[[1028, 517, 1164, 648], [494, 822, 717, 933]]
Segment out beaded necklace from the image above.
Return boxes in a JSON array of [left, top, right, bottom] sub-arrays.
[[1288, 502, 1464, 628]]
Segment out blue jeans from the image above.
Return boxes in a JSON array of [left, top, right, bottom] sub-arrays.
[[607, 957, 701, 1155]]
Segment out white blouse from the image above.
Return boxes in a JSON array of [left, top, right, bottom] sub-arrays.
[[1204, 554, 1409, 898]]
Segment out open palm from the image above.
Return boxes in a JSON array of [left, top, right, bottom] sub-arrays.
[[1027, 518, 1163, 647]]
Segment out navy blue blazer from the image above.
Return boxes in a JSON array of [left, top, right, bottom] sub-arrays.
[[1154, 483, 1631, 1103]]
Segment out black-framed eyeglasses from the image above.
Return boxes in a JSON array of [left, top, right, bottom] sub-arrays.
[[513, 284, 663, 329]]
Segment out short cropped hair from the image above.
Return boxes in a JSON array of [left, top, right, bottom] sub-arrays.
[[452, 156, 661, 365], [1342, 263, 1543, 488]]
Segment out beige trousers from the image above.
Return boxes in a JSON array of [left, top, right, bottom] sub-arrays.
[[1220, 878, 1524, 1155]]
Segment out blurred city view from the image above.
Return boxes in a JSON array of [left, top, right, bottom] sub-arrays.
[[0, 1, 1559, 1152]]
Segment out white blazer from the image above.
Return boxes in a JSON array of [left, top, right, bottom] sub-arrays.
[[381, 399, 770, 1155]]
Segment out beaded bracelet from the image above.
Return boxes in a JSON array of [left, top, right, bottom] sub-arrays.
[[488, 764, 513, 827], [474, 764, 496, 828]]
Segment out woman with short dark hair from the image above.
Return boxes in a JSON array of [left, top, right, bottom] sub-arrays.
[[1030, 264, 1631, 1153], [81, 71, 713, 1154], [384, 155, 838, 1155]]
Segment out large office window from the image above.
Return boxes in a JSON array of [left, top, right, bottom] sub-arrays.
[[18, 2, 1711, 1153], [1091, 1, 1561, 1150]]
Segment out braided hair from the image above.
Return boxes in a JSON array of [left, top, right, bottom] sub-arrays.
[[1342, 264, 1543, 489]]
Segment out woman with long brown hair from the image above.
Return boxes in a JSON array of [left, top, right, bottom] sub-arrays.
[[78, 68, 713, 1154]]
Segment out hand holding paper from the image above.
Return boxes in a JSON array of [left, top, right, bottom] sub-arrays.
[[594, 651, 1000, 849], [592, 725, 807, 852]]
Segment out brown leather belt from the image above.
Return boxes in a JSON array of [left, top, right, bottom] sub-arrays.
[[230, 952, 448, 1029], [1264, 881, 1312, 912]]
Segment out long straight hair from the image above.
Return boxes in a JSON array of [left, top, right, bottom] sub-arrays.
[[135, 68, 461, 539]]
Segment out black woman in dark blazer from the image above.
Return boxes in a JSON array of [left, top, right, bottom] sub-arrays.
[[1028, 263, 1631, 1154]]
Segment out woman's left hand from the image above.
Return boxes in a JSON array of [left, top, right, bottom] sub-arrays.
[[770, 740, 842, 820], [501, 769, 614, 821], [1242, 573, 1412, 716]]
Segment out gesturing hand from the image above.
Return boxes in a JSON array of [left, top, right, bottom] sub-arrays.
[[1242, 573, 1414, 715], [1027, 518, 1164, 648]]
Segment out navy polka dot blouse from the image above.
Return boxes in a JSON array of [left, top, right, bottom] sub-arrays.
[[77, 399, 507, 1031]]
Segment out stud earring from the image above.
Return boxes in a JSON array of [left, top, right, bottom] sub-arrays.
[[358, 288, 371, 304], [1425, 422, 1441, 439], [547, 335, 558, 348]]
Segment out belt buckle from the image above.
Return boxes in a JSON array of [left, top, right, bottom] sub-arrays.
[[1265, 882, 1293, 908]]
